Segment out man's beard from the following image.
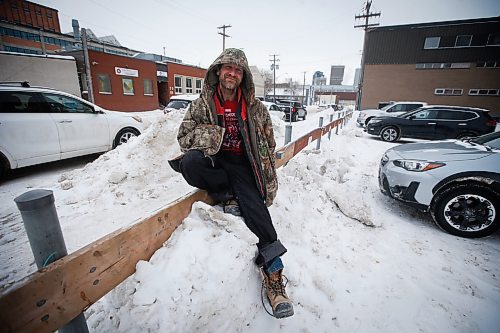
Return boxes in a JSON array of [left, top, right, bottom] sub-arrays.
[[220, 76, 240, 91]]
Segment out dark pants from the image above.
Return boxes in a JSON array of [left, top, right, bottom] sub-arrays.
[[179, 149, 287, 267]]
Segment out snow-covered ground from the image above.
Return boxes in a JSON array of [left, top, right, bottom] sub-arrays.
[[1, 107, 499, 332]]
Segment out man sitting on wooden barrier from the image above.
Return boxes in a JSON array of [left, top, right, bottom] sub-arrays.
[[169, 48, 293, 319]]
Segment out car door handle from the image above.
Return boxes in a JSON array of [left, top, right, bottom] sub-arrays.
[[427, 122, 436, 125], [58, 120, 73, 123]]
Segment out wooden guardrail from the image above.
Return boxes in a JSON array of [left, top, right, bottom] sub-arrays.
[[0, 111, 352, 333]]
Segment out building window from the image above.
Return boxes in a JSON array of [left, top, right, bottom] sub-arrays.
[[455, 35, 472, 47], [122, 78, 134, 95], [416, 62, 471, 70], [97, 74, 112, 94], [434, 88, 463, 96], [477, 61, 499, 68], [185, 78, 193, 93], [487, 33, 500, 46], [469, 89, 499, 96], [143, 79, 153, 96], [195, 79, 202, 94], [174, 76, 182, 93], [450, 63, 470, 69], [424, 37, 440, 49]]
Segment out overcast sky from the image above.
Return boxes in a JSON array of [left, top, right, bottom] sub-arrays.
[[36, 0, 499, 85]]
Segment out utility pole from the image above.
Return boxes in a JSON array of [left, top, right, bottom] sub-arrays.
[[302, 71, 306, 105], [81, 28, 94, 103], [354, 0, 380, 110], [269, 54, 279, 102], [217, 24, 231, 51]]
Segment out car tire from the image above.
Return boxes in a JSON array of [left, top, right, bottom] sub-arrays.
[[113, 128, 140, 148], [302, 112, 307, 120], [432, 183, 499, 238], [380, 126, 400, 142]]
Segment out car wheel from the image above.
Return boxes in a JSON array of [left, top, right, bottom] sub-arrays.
[[432, 183, 499, 238], [302, 112, 307, 120], [114, 128, 140, 148], [380, 126, 399, 142]]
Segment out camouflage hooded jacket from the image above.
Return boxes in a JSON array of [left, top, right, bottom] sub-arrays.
[[177, 48, 278, 206]]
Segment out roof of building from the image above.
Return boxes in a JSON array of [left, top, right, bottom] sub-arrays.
[[371, 16, 499, 32]]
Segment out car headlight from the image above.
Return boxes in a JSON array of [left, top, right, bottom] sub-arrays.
[[393, 159, 445, 172], [368, 119, 381, 124], [132, 116, 143, 123]]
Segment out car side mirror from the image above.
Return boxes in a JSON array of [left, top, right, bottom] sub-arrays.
[[409, 115, 416, 120]]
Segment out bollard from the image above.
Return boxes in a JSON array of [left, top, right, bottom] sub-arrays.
[[14, 189, 90, 333], [328, 114, 334, 140], [316, 117, 323, 150], [284, 124, 292, 145]]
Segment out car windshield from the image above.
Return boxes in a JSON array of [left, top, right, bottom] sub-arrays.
[[469, 131, 500, 149], [166, 100, 189, 109], [380, 104, 394, 111]]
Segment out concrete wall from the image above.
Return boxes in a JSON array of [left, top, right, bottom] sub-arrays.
[[0, 52, 81, 96]]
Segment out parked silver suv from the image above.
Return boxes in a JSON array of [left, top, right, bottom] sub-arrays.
[[379, 131, 500, 238]]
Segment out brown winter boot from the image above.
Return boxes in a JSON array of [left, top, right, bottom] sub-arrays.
[[261, 268, 294, 318]]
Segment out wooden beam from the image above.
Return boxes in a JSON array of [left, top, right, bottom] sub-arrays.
[[0, 190, 214, 333]]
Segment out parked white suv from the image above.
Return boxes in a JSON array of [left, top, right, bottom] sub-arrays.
[[357, 101, 427, 127], [0, 82, 143, 179]]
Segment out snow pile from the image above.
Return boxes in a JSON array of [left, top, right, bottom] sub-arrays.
[[1, 110, 499, 332]]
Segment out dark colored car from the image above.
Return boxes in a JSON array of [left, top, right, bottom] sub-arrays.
[[366, 105, 497, 142], [276, 100, 307, 122]]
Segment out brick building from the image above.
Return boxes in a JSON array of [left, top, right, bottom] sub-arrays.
[[360, 16, 500, 116], [1, 0, 207, 112], [65, 50, 206, 112], [0, 0, 60, 32]]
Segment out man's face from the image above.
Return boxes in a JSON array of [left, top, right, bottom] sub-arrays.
[[218, 63, 243, 90]]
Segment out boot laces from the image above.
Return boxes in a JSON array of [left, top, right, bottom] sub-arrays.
[[269, 276, 286, 297], [260, 274, 289, 317]]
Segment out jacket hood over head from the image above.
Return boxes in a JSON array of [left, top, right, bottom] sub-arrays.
[[202, 48, 255, 105]]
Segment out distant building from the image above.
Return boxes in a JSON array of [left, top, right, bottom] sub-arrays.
[[250, 66, 265, 99], [353, 68, 361, 88], [0, 0, 61, 32], [0, 0, 207, 111], [312, 71, 326, 86], [329, 65, 345, 85], [64, 49, 206, 111], [313, 84, 357, 108], [360, 16, 500, 116]]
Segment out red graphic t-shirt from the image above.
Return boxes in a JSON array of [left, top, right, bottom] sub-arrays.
[[220, 100, 244, 155]]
